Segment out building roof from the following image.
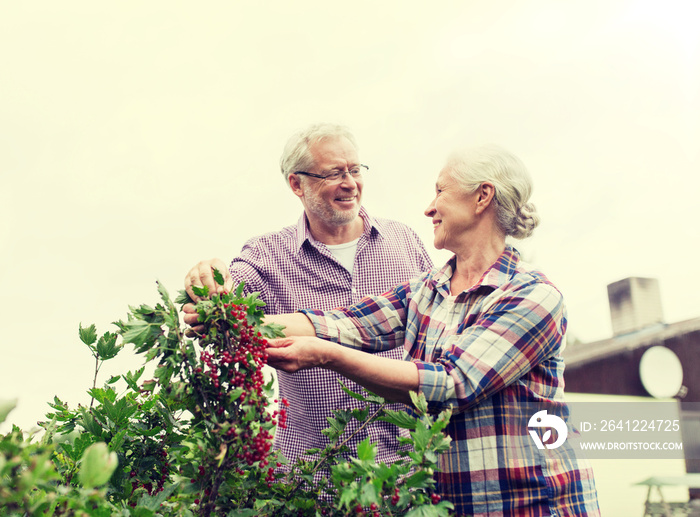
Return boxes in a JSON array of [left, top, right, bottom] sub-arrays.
[[563, 316, 700, 368]]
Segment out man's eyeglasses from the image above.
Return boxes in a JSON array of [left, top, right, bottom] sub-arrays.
[[293, 164, 368, 185]]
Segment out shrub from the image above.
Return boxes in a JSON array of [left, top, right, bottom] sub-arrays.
[[0, 275, 454, 516]]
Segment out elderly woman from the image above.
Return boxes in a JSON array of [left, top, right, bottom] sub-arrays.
[[266, 144, 600, 517]]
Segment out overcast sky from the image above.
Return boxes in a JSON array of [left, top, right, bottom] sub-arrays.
[[2, 1, 699, 438]]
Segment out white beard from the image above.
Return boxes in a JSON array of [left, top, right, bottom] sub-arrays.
[[302, 184, 360, 226]]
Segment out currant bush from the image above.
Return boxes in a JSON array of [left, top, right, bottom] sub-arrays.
[[0, 271, 455, 516]]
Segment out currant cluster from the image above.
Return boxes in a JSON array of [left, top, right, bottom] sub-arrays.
[[272, 397, 289, 429], [195, 302, 269, 403], [231, 427, 273, 466], [189, 465, 212, 506], [354, 503, 381, 517], [390, 487, 400, 505], [127, 443, 170, 506], [191, 294, 287, 488], [351, 488, 442, 515]]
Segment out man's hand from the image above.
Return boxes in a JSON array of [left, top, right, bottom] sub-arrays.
[[183, 258, 233, 336], [184, 258, 233, 302], [182, 303, 202, 336]]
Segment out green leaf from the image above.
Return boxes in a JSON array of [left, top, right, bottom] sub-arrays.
[[134, 427, 163, 438], [123, 368, 145, 392], [424, 450, 438, 464], [78, 442, 118, 488], [191, 285, 209, 298], [235, 281, 246, 297], [227, 510, 258, 517], [331, 462, 358, 483], [174, 289, 193, 305], [79, 407, 104, 438], [121, 319, 160, 349], [404, 469, 430, 489], [337, 483, 360, 510], [154, 363, 173, 382], [133, 508, 156, 517], [88, 387, 114, 405], [0, 399, 17, 424], [378, 409, 417, 430], [435, 500, 455, 515], [325, 416, 344, 436], [425, 408, 452, 437], [79, 323, 98, 346], [212, 267, 225, 286], [352, 407, 369, 422], [131, 303, 156, 316], [96, 332, 121, 360], [58, 440, 76, 460], [75, 433, 98, 458], [356, 437, 376, 462], [109, 429, 127, 451], [254, 498, 285, 511], [432, 434, 453, 454], [259, 322, 286, 339], [229, 387, 244, 402], [359, 481, 379, 506], [405, 505, 440, 517], [406, 500, 454, 517], [374, 461, 401, 483], [411, 420, 432, 452], [102, 396, 136, 427], [339, 380, 369, 402], [137, 482, 180, 511], [156, 280, 172, 307], [410, 390, 429, 415]]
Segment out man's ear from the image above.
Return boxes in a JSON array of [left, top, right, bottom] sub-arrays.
[[288, 174, 304, 198], [475, 182, 496, 214]]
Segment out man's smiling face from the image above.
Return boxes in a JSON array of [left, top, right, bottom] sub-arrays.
[[298, 136, 363, 227]]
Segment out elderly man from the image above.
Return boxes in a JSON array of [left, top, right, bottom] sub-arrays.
[[183, 123, 433, 469]]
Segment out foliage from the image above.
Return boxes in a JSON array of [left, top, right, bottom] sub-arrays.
[[0, 274, 454, 516]]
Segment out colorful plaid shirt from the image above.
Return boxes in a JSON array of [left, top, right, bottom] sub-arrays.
[[302, 246, 600, 516], [228, 207, 433, 467]]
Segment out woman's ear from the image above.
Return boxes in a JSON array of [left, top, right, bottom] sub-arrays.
[[475, 182, 496, 214]]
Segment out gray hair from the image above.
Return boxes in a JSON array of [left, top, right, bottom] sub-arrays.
[[445, 144, 540, 239], [279, 123, 359, 182]]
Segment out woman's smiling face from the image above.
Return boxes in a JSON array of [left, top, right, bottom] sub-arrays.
[[424, 167, 479, 253]]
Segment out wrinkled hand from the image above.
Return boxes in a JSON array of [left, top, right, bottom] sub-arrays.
[[182, 303, 202, 336], [184, 258, 233, 302], [183, 258, 232, 336], [266, 336, 334, 373]]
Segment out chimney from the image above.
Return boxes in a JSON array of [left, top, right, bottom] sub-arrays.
[[607, 277, 664, 336]]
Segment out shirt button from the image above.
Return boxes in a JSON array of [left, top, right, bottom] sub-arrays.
[[351, 288, 357, 294]]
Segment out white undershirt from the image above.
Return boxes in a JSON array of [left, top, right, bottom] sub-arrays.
[[324, 238, 359, 274]]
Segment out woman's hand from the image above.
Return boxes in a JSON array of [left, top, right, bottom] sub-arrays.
[[267, 337, 419, 405], [266, 336, 334, 373]]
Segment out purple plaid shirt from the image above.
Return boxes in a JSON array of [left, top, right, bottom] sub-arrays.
[[229, 206, 433, 466], [303, 247, 600, 516]]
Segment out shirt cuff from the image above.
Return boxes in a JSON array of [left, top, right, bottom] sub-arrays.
[[298, 309, 341, 344], [415, 360, 455, 411]]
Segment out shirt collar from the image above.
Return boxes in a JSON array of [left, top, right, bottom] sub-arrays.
[[294, 206, 381, 253], [431, 245, 521, 294]]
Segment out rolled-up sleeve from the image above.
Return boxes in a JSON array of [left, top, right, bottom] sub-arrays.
[[300, 283, 412, 352], [415, 280, 566, 413]]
